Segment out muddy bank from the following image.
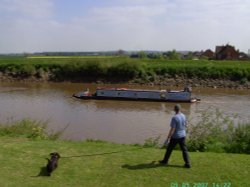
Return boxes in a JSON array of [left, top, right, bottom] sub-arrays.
[[130, 75, 250, 89], [0, 72, 249, 89]]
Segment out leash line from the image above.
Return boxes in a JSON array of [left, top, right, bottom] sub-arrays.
[[60, 147, 144, 159], [1, 142, 143, 159]]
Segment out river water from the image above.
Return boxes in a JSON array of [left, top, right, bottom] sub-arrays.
[[0, 82, 249, 144]]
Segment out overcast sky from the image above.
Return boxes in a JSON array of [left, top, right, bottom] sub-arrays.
[[0, 0, 249, 53]]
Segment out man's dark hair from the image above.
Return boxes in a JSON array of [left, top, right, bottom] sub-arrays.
[[174, 104, 181, 112]]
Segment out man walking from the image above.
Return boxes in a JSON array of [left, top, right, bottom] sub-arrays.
[[159, 104, 191, 168]]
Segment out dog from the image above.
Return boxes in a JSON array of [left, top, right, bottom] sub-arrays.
[[46, 152, 60, 176]]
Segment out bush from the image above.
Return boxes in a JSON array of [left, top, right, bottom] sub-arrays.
[[0, 119, 62, 140], [36, 68, 47, 78], [187, 109, 250, 154], [240, 77, 248, 85], [18, 65, 36, 77], [107, 61, 142, 80], [82, 60, 106, 77], [51, 60, 106, 81], [224, 124, 250, 154]]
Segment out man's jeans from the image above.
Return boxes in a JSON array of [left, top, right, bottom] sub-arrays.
[[162, 137, 190, 165]]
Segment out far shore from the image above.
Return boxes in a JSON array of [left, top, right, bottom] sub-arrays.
[[0, 73, 250, 89]]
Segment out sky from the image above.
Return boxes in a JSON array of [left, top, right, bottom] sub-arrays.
[[0, 0, 250, 53]]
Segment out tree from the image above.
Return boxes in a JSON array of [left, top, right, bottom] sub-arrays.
[[167, 50, 180, 60], [116, 49, 126, 57], [138, 51, 147, 59], [187, 52, 193, 60], [153, 53, 163, 59]]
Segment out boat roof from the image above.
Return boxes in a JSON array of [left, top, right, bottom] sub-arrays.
[[97, 87, 165, 92]]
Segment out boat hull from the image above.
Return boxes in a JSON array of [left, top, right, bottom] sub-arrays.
[[73, 94, 199, 103]]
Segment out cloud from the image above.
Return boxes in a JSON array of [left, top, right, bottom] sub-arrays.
[[0, 0, 249, 53], [66, 4, 168, 50], [92, 5, 166, 23], [166, 0, 250, 23], [0, 0, 54, 19], [72, 0, 250, 51]]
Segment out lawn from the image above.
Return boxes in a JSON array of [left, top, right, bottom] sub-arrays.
[[0, 137, 249, 187]]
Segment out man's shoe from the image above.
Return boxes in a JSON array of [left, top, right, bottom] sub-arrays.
[[159, 160, 167, 165], [184, 164, 191, 168]]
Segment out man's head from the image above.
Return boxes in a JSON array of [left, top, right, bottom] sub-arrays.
[[174, 104, 181, 113]]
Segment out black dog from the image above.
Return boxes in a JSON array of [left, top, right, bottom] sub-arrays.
[[46, 152, 60, 176]]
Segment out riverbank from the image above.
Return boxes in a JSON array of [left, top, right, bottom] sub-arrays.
[[0, 136, 249, 187], [0, 73, 250, 89], [1, 57, 250, 89], [130, 76, 250, 89]]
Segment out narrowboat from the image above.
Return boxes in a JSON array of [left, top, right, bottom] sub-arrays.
[[73, 87, 200, 103]]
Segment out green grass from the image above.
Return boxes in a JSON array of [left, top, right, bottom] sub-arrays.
[[27, 56, 117, 59], [0, 56, 119, 65], [0, 137, 249, 187], [1, 56, 250, 67]]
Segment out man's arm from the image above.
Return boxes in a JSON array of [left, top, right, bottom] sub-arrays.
[[167, 127, 176, 141]]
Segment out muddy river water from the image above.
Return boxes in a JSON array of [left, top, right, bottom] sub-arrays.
[[0, 82, 249, 144]]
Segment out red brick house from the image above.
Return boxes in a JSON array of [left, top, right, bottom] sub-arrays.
[[215, 44, 239, 60]]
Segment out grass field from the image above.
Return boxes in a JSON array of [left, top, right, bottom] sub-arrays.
[[0, 56, 118, 65], [0, 136, 249, 187], [27, 56, 116, 59], [1, 56, 250, 67]]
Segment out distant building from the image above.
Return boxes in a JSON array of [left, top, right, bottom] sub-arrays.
[[239, 52, 249, 60], [192, 51, 203, 59], [201, 49, 214, 59], [215, 44, 239, 60]]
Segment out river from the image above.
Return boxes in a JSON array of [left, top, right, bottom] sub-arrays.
[[0, 82, 249, 144]]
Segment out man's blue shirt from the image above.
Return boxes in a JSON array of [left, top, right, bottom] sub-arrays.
[[170, 113, 186, 139]]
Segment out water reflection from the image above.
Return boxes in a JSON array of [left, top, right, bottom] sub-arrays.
[[73, 95, 192, 114]]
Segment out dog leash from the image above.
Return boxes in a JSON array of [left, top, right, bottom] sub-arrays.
[[60, 147, 144, 159]]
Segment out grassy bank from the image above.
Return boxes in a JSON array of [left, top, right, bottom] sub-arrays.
[[0, 57, 250, 85], [0, 137, 249, 187], [0, 119, 250, 186]]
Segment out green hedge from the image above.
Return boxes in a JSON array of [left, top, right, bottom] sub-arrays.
[[0, 57, 250, 81]]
